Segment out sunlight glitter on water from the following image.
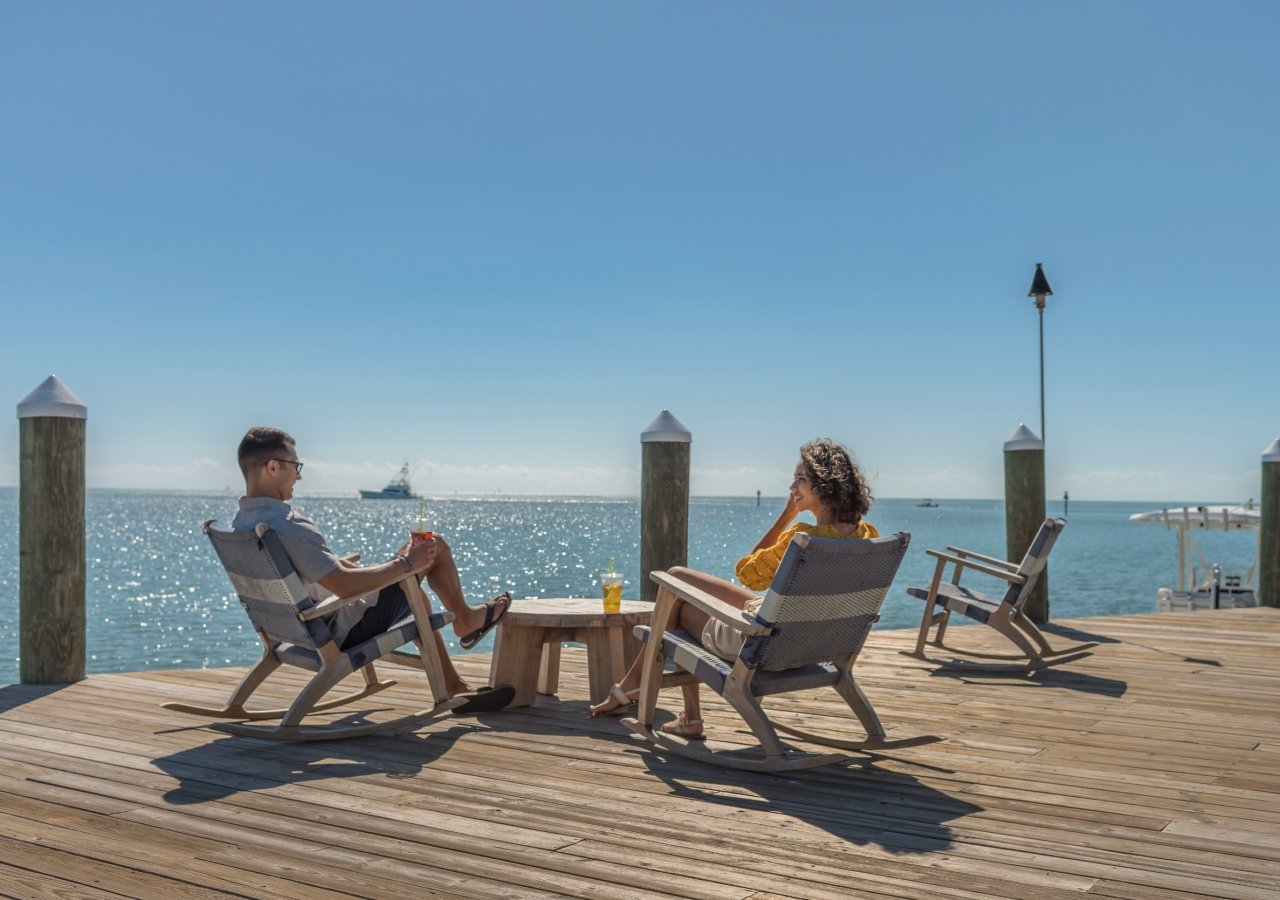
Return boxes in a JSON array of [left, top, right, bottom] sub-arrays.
[[0, 489, 1248, 682]]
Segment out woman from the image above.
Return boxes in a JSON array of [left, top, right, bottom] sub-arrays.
[[588, 438, 877, 738]]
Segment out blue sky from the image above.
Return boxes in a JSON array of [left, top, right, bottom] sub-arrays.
[[2, 2, 1276, 500]]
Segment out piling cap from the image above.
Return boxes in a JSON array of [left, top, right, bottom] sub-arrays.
[[640, 409, 691, 443], [17, 375, 87, 420], [1263, 438, 1280, 463], [1003, 424, 1043, 452]]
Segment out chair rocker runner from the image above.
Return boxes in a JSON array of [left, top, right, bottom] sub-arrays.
[[624, 532, 937, 772], [903, 516, 1097, 672], [162, 520, 465, 740]]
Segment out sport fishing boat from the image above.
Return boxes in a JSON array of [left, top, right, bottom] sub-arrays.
[[1129, 503, 1260, 611], [359, 463, 419, 500]]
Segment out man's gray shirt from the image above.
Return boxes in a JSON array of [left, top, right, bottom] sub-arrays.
[[231, 496, 375, 645]]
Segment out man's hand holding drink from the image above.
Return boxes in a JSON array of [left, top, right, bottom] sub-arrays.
[[400, 532, 437, 573]]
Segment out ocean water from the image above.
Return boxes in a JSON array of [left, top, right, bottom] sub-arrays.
[[0, 489, 1259, 684]]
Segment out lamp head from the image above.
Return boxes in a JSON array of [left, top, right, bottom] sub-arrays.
[[1028, 262, 1053, 310]]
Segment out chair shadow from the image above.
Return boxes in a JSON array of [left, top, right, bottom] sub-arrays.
[[925, 663, 1128, 697], [471, 702, 975, 856], [1041, 621, 1220, 667], [152, 716, 482, 804], [635, 744, 979, 854], [1040, 621, 1121, 645], [1046, 619, 1224, 668]]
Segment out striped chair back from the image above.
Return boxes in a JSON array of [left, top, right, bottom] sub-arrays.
[[204, 519, 333, 648], [743, 531, 910, 672], [999, 517, 1066, 609]]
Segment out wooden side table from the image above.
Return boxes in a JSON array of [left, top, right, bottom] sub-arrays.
[[487, 598, 654, 707]]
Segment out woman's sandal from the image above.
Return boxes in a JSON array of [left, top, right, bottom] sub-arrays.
[[589, 684, 639, 718], [659, 715, 706, 741]]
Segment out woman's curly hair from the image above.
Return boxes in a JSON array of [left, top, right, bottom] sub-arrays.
[[799, 438, 873, 524]]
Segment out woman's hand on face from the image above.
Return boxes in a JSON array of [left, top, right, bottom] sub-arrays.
[[782, 492, 801, 520]]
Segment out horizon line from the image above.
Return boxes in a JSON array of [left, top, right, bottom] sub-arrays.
[[0, 485, 1252, 507]]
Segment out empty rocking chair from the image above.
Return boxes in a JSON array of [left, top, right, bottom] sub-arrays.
[[903, 517, 1097, 672]]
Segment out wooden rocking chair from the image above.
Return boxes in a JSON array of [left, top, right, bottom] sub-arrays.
[[902, 517, 1097, 672], [162, 520, 464, 740], [624, 532, 937, 772]]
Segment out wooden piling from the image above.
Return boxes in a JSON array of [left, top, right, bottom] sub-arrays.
[[639, 410, 690, 604], [1260, 439, 1280, 608], [1004, 424, 1048, 623], [18, 376, 87, 685]]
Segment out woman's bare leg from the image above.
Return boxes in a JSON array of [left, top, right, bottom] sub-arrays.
[[588, 592, 685, 715], [663, 568, 757, 735], [588, 566, 756, 719]]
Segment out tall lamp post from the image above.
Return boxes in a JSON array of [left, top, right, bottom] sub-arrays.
[[1028, 263, 1054, 443]]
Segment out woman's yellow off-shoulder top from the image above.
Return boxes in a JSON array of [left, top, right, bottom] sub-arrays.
[[734, 520, 879, 591]]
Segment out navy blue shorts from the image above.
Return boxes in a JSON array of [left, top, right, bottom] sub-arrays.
[[339, 582, 414, 650]]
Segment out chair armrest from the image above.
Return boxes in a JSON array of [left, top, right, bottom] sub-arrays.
[[298, 562, 434, 622], [300, 594, 363, 621], [925, 549, 1026, 584], [340, 553, 361, 565], [944, 546, 1018, 570], [649, 571, 773, 636]]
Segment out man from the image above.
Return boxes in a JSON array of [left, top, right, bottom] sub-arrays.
[[232, 426, 512, 709]]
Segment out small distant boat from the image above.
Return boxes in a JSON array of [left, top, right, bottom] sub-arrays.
[[1130, 504, 1260, 612], [917, 499, 939, 508], [359, 463, 419, 500]]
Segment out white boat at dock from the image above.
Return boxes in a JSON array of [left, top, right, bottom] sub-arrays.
[[359, 463, 419, 500], [1129, 503, 1260, 612]]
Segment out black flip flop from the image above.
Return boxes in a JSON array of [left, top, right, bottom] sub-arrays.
[[459, 592, 512, 650], [451, 684, 516, 716]]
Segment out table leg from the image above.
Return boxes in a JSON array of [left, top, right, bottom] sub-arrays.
[[538, 640, 561, 695], [582, 624, 633, 705], [489, 624, 546, 708]]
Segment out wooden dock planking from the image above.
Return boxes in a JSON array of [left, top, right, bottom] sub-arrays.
[[0, 608, 1276, 898]]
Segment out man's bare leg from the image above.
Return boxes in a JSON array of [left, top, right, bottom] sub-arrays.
[[431, 628, 471, 696], [423, 536, 510, 641], [405, 579, 474, 696]]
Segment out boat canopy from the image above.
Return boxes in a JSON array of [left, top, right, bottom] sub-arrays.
[[1130, 504, 1259, 592], [1128, 504, 1259, 531]]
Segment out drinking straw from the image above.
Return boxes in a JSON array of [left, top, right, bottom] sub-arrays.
[[418, 499, 425, 531]]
